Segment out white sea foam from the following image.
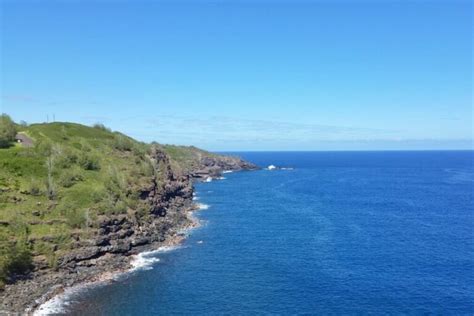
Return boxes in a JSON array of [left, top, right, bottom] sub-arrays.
[[155, 245, 182, 253], [192, 196, 200, 201], [34, 280, 104, 315], [34, 292, 67, 315], [205, 177, 212, 182], [222, 170, 233, 174], [197, 203, 210, 210], [35, 245, 183, 315], [130, 245, 184, 271], [265, 165, 294, 171], [130, 252, 161, 271], [216, 176, 226, 180]]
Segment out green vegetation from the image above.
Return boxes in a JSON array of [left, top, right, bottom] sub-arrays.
[[0, 114, 17, 148], [0, 119, 215, 288], [162, 144, 218, 174]]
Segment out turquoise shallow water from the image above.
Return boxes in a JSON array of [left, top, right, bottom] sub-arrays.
[[60, 151, 473, 315]]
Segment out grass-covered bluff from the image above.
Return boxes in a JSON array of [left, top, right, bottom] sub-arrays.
[[0, 118, 226, 288]]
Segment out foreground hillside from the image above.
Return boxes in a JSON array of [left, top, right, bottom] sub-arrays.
[[0, 120, 257, 313]]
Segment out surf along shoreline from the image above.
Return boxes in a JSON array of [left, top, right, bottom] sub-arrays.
[[33, 200, 208, 315]]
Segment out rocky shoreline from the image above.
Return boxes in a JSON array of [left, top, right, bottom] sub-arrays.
[[32, 208, 202, 315], [0, 148, 257, 315]]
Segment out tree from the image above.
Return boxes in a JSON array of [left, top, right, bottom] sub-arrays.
[[46, 154, 56, 199], [0, 114, 17, 148]]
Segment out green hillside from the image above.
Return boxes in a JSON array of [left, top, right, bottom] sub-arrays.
[[0, 120, 216, 288]]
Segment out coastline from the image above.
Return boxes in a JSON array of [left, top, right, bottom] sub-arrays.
[[32, 202, 205, 315], [0, 144, 258, 315]]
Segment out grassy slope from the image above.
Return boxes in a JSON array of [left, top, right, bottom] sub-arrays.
[[162, 144, 219, 174], [0, 122, 214, 286]]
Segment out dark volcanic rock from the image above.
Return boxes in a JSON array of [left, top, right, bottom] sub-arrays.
[[95, 236, 110, 246], [191, 155, 259, 180], [109, 240, 131, 254], [59, 247, 102, 266], [131, 237, 150, 247]]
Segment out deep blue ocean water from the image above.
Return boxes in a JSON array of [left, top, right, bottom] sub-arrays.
[[59, 151, 473, 315]]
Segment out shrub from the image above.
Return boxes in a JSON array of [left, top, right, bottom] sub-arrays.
[[78, 140, 91, 152], [0, 114, 17, 148], [71, 142, 82, 150], [78, 153, 100, 171], [60, 125, 68, 140], [0, 237, 33, 288], [113, 134, 134, 151], [96, 195, 116, 215], [114, 200, 127, 213], [47, 251, 58, 270], [35, 140, 53, 156], [65, 209, 86, 228], [132, 144, 147, 158], [58, 168, 84, 188], [0, 255, 8, 289], [142, 163, 154, 177], [92, 123, 111, 132], [27, 178, 44, 196], [55, 148, 78, 168], [7, 242, 33, 275], [45, 156, 56, 200], [105, 166, 126, 194], [90, 186, 107, 203], [9, 217, 30, 240]]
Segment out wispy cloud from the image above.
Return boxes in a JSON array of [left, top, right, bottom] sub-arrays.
[[122, 114, 399, 147], [2, 94, 39, 103]]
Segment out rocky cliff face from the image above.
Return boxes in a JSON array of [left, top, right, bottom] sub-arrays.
[[191, 155, 259, 180], [0, 147, 257, 314]]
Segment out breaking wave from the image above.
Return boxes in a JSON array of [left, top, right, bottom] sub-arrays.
[[34, 245, 182, 315], [197, 203, 210, 210]]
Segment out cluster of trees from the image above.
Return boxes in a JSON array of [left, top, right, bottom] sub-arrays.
[[0, 114, 17, 148]]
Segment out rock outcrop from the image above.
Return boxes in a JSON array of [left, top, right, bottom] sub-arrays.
[[191, 155, 258, 180]]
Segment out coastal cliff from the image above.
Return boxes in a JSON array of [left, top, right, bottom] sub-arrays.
[[0, 121, 257, 313]]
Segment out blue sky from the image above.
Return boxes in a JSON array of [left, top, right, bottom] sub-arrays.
[[1, 0, 472, 150]]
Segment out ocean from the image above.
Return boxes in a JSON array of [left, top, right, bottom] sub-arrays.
[[42, 151, 474, 315]]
